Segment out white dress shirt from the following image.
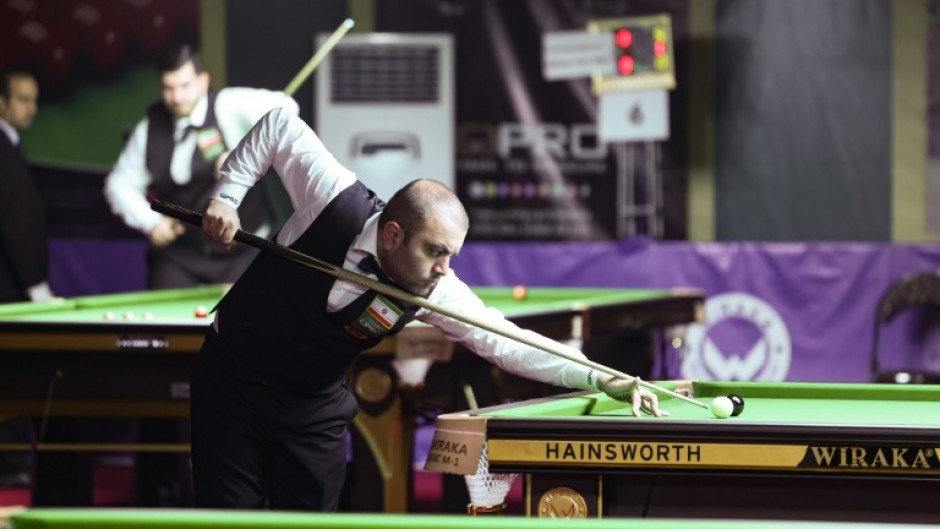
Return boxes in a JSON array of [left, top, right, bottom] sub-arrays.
[[0, 118, 20, 147], [211, 107, 597, 391], [104, 88, 299, 235]]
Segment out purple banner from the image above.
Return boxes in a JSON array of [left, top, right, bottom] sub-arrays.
[[450, 237, 940, 383], [49, 239, 147, 297]]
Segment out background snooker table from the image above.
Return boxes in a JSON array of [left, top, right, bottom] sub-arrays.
[[439, 382, 940, 522], [0, 284, 703, 511]]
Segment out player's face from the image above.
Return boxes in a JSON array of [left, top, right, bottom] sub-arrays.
[[159, 61, 209, 120], [0, 74, 39, 131], [382, 207, 467, 297]]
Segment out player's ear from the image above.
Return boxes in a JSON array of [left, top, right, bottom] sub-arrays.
[[381, 221, 405, 249], [198, 71, 211, 91]]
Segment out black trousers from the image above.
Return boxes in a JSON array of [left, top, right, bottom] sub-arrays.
[[190, 331, 357, 510]]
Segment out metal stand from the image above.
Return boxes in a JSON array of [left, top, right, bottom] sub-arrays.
[[615, 140, 663, 238]]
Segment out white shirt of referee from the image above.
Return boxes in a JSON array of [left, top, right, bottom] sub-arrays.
[[208, 107, 599, 392], [104, 88, 299, 236]]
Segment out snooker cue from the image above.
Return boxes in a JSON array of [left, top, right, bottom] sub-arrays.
[[283, 18, 355, 97], [150, 200, 708, 411]]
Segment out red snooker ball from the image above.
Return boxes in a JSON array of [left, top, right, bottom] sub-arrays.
[[194, 305, 209, 318], [512, 284, 528, 300]]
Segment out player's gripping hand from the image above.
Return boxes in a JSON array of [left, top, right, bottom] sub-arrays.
[[203, 199, 241, 247], [597, 374, 669, 417]]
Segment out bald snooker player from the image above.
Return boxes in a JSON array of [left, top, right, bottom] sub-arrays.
[[193, 108, 666, 511]]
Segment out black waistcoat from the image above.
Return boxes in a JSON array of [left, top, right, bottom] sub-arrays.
[[145, 92, 269, 252], [214, 181, 421, 397]]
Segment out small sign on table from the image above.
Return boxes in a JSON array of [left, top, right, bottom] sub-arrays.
[[424, 413, 486, 475]]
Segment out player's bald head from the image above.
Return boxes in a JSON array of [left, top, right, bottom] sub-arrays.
[[379, 179, 468, 241]]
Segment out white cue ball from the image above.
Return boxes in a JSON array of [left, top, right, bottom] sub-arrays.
[[710, 396, 733, 419]]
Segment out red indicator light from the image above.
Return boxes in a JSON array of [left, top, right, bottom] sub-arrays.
[[654, 40, 667, 56], [615, 28, 633, 49], [618, 55, 635, 75]]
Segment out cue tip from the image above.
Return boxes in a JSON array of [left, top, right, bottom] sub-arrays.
[[343, 18, 355, 28]]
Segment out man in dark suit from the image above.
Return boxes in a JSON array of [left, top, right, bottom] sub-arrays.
[[0, 68, 53, 488], [0, 68, 52, 304]]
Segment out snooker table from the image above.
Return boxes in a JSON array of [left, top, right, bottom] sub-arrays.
[[433, 382, 940, 523], [5, 509, 936, 529], [0, 284, 703, 510]]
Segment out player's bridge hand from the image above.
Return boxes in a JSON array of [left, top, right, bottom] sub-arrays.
[[597, 374, 669, 418], [203, 199, 242, 247]]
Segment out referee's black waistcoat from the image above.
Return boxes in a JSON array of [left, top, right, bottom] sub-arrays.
[[213, 181, 421, 407], [145, 91, 270, 256]]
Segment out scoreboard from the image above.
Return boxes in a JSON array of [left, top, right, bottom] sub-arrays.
[[588, 14, 675, 94]]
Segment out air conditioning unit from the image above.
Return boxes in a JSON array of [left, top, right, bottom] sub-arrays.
[[316, 33, 454, 201]]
